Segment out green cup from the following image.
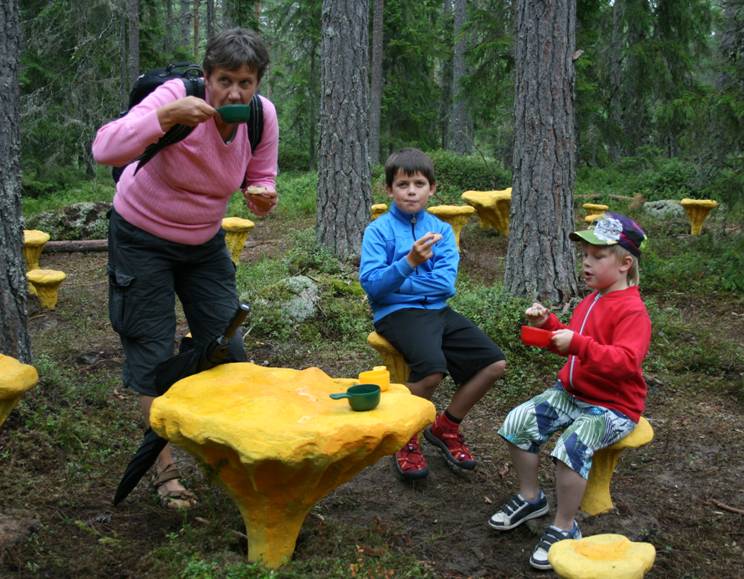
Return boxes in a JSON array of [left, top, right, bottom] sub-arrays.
[[329, 384, 381, 411], [217, 104, 252, 123]]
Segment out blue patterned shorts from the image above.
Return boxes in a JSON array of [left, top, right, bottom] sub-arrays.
[[498, 383, 636, 479]]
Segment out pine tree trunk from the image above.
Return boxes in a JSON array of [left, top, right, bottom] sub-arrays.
[[447, 0, 473, 154], [0, 0, 32, 362], [180, 0, 192, 50], [607, 0, 624, 162], [369, 0, 384, 166], [505, 0, 578, 304], [206, 0, 214, 40], [193, 0, 201, 59], [317, 0, 372, 260], [127, 0, 139, 86], [165, 0, 174, 53]]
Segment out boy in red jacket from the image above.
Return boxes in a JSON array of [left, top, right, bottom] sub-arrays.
[[488, 213, 651, 571]]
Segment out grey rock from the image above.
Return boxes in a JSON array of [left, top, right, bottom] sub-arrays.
[[642, 200, 684, 218]]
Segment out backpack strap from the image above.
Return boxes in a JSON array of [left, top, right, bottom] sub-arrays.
[[133, 77, 205, 175], [241, 94, 265, 189]]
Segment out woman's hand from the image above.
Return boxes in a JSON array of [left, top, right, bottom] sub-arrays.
[[243, 186, 278, 216], [525, 302, 549, 327], [157, 97, 216, 131]]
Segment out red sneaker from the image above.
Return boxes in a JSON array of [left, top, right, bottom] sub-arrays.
[[393, 436, 429, 480], [424, 414, 477, 471]]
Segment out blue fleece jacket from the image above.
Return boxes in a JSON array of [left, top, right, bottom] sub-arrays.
[[359, 203, 459, 323]]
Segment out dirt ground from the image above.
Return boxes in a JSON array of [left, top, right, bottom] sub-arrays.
[[2, 219, 744, 578]]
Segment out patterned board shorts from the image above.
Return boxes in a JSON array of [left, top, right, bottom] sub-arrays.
[[498, 383, 637, 479]]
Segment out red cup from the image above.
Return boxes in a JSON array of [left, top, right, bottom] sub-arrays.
[[520, 326, 553, 348]]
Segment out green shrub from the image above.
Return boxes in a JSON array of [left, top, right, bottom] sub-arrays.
[[428, 150, 511, 203]]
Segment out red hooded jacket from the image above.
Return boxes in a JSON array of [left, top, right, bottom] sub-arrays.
[[541, 285, 651, 422]]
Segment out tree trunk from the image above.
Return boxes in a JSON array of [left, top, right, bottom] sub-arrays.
[[317, 0, 372, 260], [193, 0, 201, 59], [180, 0, 192, 50], [447, 0, 473, 154], [164, 0, 174, 53], [206, 0, 214, 40], [607, 0, 624, 162], [0, 0, 32, 362], [505, 0, 578, 304], [127, 0, 139, 87], [440, 0, 453, 148], [119, 2, 128, 109], [369, 0, 384, 165]]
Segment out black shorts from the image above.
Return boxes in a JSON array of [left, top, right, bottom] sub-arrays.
[[374, 307, 505, 385], [107, 209, 246, 396]]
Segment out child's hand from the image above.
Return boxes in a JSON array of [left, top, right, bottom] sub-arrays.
[[551, 329, 574, 354], [407, 232, 442, 268], [525, 302, 549, 326]]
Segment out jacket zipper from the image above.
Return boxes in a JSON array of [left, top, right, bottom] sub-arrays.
[[568, 292, 601, 388]]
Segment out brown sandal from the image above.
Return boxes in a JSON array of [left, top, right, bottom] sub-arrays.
[[153, 463, 197, 510]]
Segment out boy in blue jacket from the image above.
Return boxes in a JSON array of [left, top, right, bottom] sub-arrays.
[[360, 148, 506, 480]]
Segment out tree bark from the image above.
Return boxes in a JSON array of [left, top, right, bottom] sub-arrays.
[[505, 0, 578, 304], [127, 0, 140, 87], [193, 0, 201, 59], [164, 0, 174, 53], [317, 0, 372, 260], [369, 0, 384, 165], [206, 0, 214, 40], [180, 0, 192, 50], [447, 0, 473, 154], [607, 0, 624, 162], [0, 0, 32, 362]]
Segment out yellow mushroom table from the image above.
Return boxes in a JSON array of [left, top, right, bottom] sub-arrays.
[[150, 362, 435, 568], [0, 354, 39, 428], [427, 205, 476, 249], [461, 188, 512, 236], [221, 217, 256, 265], [549, 533, 656, 579], [679, 198, 718, 236], [370, 203, 388, 220]]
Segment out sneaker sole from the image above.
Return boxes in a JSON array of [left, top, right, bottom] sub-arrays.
[[391, 455, 429, 480], [529, 557, 552, 571], [487, 502, 549, 531], [423, 427, 477, 471]]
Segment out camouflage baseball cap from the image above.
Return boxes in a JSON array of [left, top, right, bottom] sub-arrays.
[[570, 212, 647, 258]]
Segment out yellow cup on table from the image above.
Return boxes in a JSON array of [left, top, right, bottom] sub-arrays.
[[358, 366, 390, 392]]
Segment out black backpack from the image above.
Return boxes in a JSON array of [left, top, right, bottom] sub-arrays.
[[112, 62, 264, 184]]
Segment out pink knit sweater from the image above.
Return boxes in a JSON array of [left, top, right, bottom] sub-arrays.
[[92, 79, 278, 245]]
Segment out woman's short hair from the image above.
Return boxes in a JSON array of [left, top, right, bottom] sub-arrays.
[[203, 28, 270, 79]]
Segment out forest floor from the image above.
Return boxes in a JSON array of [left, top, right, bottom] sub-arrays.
[[2, 215, 744, 578]]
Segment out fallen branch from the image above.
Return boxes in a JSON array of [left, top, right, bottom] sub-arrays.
[[710, 499, 744, 515], [45, 239, 108, 253]]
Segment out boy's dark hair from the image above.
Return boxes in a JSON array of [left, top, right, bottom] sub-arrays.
[[203, 28, 270, 80], [384, 148, 436, 187]]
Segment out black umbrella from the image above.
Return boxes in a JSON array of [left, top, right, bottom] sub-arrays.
[[113, 303, 250, 506]]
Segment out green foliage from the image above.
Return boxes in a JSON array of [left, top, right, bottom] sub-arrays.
[[427, 150, 510, 203]]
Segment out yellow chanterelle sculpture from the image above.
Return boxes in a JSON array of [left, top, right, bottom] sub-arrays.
[[150, 363, 435, 568], [0, 354, 39, 428], [461, 188, 512, 236], [549, 533, 656, 579]]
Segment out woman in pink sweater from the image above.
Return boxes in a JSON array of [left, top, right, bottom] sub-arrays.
[[92, 28, 278, 509]]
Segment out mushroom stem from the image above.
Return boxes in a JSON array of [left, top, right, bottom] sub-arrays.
[[370, 203, 388, 220], [581, 417, 654, 515], [222, 217, 256, 265], [367, 331, 409, 385], [680, 199, 718, 236], [26, 269, 66, 310], [427, 205, 476, 249], [461, 189, 512, 236]]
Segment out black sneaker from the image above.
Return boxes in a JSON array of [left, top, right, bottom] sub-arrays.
[[529, 521, 582, 570], [487, 492, 549, 531]]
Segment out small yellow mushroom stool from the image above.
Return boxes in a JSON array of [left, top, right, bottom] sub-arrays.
[[581, 417, 654, 516], [23, 230, 51, 295], [222, 217, 256, 265], [549, 533, 656, 579], [582, 203, 609, 222], [367, 331, 410, 385], [23, 229, 50, 271], [26, 269, 66, 310], [0, 354, 39, 428], [679, 199, 718, 236], [427, 205, 476, 249], [150, 363, 435, 568], [370, 203, 388, 220], [461, 188, 512, 236]]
